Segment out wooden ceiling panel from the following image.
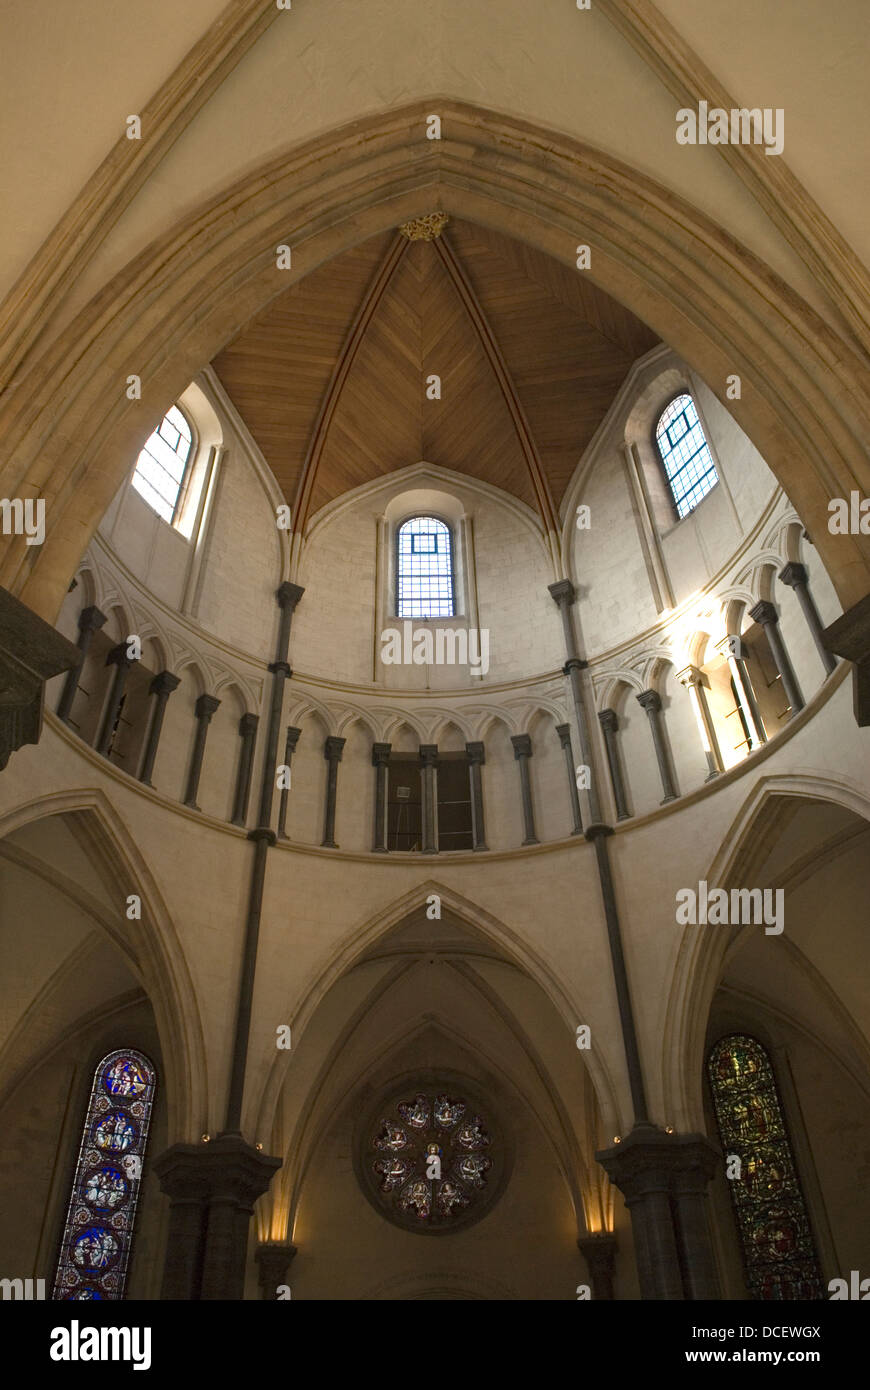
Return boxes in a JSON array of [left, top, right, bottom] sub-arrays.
[[211, 218, 659, 525]]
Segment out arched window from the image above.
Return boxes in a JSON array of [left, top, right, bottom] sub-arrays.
[[655, 393, 718, 519], [53, 1049, 156, 1301], [396, 516, 454, 618], [131, 405, 193, 524], [707, 1034, 823, 1300]]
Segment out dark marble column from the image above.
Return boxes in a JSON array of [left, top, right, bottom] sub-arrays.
[[321, 735, 345, 847], [717, 635, 767, 747], [596, 1129, 720, 1300], [555, 723, 583, 834], [779, 562, 837, 677], [636, 690, 678, 803], [465, 741, 488, 850], [96, 643, 135, 756], [823, 592, 870, 725], [419, 744, 438, 854], [750, 599, 804, 713], [154, 1138, 281, 1300], [255, 1242, 297, 1299], [183, 694, 221, 808], [577, 1233, 618, 1300], [510, 733, 539, 845], [231, 713, 259, 826], [597, 709, 630, 821], [56, 605, 107, 724], [548, 580, 602, 823], [276, 726, 301, 840], [676, 666, 722, 781], [225, 581, 303, 1141], [371, 742, 391, 852], [138, 670, 180, 786]]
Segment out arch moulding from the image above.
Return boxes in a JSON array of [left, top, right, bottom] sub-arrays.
[[1, 100, 868, 624]]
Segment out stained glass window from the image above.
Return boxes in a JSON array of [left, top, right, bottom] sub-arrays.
[[131, 405, 193, 524], [396, 516, 454, 618], [655, 394, 718, 519], [53, 1050, 156, 1301], [368, 1091, 494, 1230], [707, 1035, 823, 1300]]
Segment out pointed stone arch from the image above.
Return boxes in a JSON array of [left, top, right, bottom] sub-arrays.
[[2, 101, 868, 622], [0, 787, 207, 1138]]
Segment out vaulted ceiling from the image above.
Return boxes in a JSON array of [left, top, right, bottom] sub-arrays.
[[212, 217, 659, 531]]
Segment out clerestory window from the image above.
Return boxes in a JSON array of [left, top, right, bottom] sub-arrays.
[[131, 405, 193, 525], [396, 516, 454, 618], [655, 394, 718, 519]]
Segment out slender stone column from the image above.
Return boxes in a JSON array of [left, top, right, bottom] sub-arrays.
[[321, 736, 345, 847], [556, 723, 583, 834], [636, 690, 678, 803], [597, 710, 629, 821], [510, 733, 539, 845], [596, 1130, 720, 1300], [548, 581, 602, 823], [717, 635, 766, 747], [138, 670, 180, 786], [95, 643, 135, 756], [255, 1243, 297, 1300], [419, 744, 438, 854], [276, 726, 301, 840], [749, 599, 804, 713], [577, 1233, 618, 1300], [231, 713, 259, 826], [225, 580, 303, 1137], [779, 563, 836, 677], [183, 694, 221, 808], [56, 605, 107, 724], [823, 593, 870, 725], [465, 741, 488, 850], [372, 742, 391, 852], [676, 666, 723, 780]]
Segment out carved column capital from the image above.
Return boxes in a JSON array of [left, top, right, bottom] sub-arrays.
[[79, 605, 108, 634], [636, 688, 661, 713], [555, 721, 574, 747], [324, 735, 345, 762], [239, 712, 259, 737], [371, 741, 392, 766], [465, 740, 486, 765], [548, 578, 576, 608], [195, 693, 221, 721], [150, 670, 180, 697], [597, 708, 618, 734], [749, 599, 779, 627], [778, 561, 808, 589], [510, 733, 532, 759], [276, 582, 305, 613], [419, 743, 439, 767]]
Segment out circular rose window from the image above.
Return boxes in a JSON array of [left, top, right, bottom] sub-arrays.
[[365, 1090, 499, 1232]]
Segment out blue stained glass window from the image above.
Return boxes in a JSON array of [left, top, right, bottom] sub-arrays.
[[131, 405, 193, 524], [655, 394, 719, 519], [53, 1049, 156, 1301], [396, 516, 455, 618], [707, 1035, 823, 1300]]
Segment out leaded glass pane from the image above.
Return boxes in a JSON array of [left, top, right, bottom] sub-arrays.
[[131, 405, 192, 524], [707, 1035, 823, 1299], [396, 516, 455, 618], [368, 1090, 492, 1230], [655, 393, 718, 519], [53, 1049, 156, 1300]]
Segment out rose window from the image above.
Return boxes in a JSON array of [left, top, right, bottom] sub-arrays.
[[368, 1091, 494, 1229]]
